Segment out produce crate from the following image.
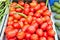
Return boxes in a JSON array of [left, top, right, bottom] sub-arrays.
[[1, 0, 58, 40]]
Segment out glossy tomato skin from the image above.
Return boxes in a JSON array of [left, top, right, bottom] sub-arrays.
[[43, 32, 48, 38], [40, 22, 48, 30], [30, 8, 35, 12], [47, 37, 54, 40], [27, 25, 36, 34], [36, 29, 43, 36], [40, 2, 45, 7], [24, 3, 30, 8], [15, 8, 22, 12], [17, 31, 25, 40], [6, 29, 18, 38], [18, 1, 24, 6], [47, 29, 55, 37], [8, 37, 17, 40], [10, 7, 15, 11], [13, 23, 20, 29], [31, 34, 38, 40], [39, 37, 47, 40]]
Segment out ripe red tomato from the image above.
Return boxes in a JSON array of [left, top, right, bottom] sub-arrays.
[[7, 29, 18, 38], [47, 37, 54, 40], [8, 37, 17, 40], [27, 25, 36, 34], [8, 16, 14, 22], [47, 29, 55, 37], [25, 33, 31, 39], [24, 3, 30, 8], [9, 11, 16, 16], [31, 34, 38, 40], [35, 4, 40, 11], [18, 1, 24, 6], [36, 18, 43, 25], [20, 18, 26, 22], [22, 24, 29, 32], [14, 19, 18, 23], [43, 32, 48, 38], [15, 8, 22, 12], [36, 29, 43, 36], [30, 8, 35, 12], [39, 37, 46, 40], [13, 14, 21, 20], [17, 31, 25, 39], [40, 22, 48, 30], [13, 23, 20, 29], [28, 12, 34, 16], [7, 21, 14, 26], [40, 2, 45, 7]]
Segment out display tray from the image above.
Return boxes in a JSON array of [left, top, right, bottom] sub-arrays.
[[1, 0, 58, 40]]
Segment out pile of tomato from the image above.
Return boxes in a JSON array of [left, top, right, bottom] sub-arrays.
[[5, 0, 55, 40]]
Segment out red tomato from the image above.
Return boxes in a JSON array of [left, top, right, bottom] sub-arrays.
[[13, 23, 20, 29], [30, 8, 35, 12], [40, 2, 45, 6], [8, 16, 14, 21], [10, 7, 15, 11], [39, 37, 46, 40], [47, 29, 55, 37], [43, 32, 48, 38], [18, 21, 24, 28], [9, 11, 16, 16], [24, 3, 30, 8], [36, 29, 43, 36], [46, 25, 53, 30], [15, 8, 22, 12], [7, 21, 14, 26], [40, 22, 48, 30], [35, 4, 40, 11], [42, 10, 51, 16], [47, 37, 54, 40], [25, 33, 31, 39], [30, 1, 37, 8], [27, 16, 32, 24], [36, 18, 43, 25], [20, 18, 26, 22], [5, 26, 13, 34], [22, 24, 29, 32], [17, 31, 25, 39], [7, 29, 18, 38], [13, 14, 21, 20], [31, 34, 38, 40], [18, 1, 24, 6], [14, 19, 18, 23], [8, 37, 17, 40], [27, 25, 36, 34], [28, 12, 34, 16], [10, 2, 17, 7]]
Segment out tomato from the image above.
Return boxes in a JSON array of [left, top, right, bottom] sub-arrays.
[[36, 18, 43, 25], [8, 37, 17, 40], [35, 4, 40, 11], [30, 8, 35, 12], [42, 10, 51, 16], [9, 11, 16, 16], [22, 24, 29, 32], [17, 31, 25, 39], [25, 33, 31, 39], [15, 8, 22, 12], [10, 2, 17, 7], [24, 3, 30, 8], [13, 23, 20, 29], [5, 26, 13, 34], [13, 14, 21, 20], [18, 21, 24, 28], [28, 12, 34, 16], [31, 34, 38, 40], [36, 29, 43, 36], [10, 7, 15, 11], [46, 25, 53, 31], [18, 1, 24, 6], [39, 37, 46, 40], [7, 21, 14, 26], [7, 29, 18, 38], [30, 1, 37, 8], [27, 16, 32, 24], [40, 2, 45, 7], [47, 29, 55, 37], [14, 19, 18, 23], [40, 22, 48, 30], [47, 37, 54, 40], [27, 25, 36, 34], [8, 16, 14, 22], [43, 32, 48, 38]]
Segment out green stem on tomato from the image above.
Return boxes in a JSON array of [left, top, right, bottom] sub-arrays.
[[46, 0, 48, 6], [15, 12, 27, 18]]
